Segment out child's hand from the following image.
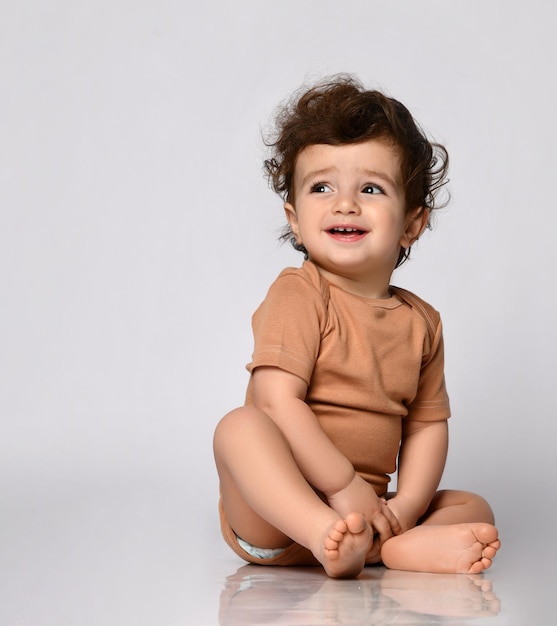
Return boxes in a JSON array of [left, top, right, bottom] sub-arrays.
[[327, 474, 401, 544], [384, 495, 420, 533], [365, 495, 423, 563], [366, 498, 396, 563]]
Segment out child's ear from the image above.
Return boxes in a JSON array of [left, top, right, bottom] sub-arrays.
[[284, 202, 302, 244], [400, 207, 429, 249]]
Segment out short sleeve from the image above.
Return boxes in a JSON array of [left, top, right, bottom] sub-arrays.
[[246, 270, 327, 386], [405, 318, 451, 421]]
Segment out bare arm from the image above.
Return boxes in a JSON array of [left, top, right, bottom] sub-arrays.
[[252, 366, 355, 495], [251, 366, 400, 539], [388, 419, 448, 531]]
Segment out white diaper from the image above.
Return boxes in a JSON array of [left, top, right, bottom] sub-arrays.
[[236, 535, 287, 560]]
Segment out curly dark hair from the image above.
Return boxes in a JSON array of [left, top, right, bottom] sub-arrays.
[[263, 75, 449, 267]]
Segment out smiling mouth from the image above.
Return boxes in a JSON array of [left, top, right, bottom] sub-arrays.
[[328, 227, 367, 237]]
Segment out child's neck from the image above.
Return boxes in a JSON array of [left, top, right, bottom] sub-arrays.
[[311, 262, 393, 300]]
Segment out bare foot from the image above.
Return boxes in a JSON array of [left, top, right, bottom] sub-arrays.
[[315, 512, 371, 578], [381, 523, 500, 574]]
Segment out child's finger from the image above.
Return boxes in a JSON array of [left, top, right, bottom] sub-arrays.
[[370, 510, 395, 541], [381, 500, 402, 535]]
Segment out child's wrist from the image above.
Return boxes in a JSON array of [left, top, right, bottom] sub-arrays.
[[389, 493, 422, 521]]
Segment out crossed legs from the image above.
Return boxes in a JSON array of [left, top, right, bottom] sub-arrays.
[[214, 407, 371, 578], [214, 407, 500, 578]]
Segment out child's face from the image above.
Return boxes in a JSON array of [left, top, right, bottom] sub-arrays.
[[284, 139, 427, 297]]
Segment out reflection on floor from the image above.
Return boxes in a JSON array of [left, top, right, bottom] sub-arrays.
[[3, 481, 554, 625], [220, 564, 500, 625]]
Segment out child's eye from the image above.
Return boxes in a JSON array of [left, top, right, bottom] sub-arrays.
[[311, 182, 332, 193], [362, 184, 384, 195]]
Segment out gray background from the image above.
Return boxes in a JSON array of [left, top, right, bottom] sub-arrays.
[[1, 1, 555, 623]]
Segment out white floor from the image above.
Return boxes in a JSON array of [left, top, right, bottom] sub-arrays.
[[2, 476, 555, 626]]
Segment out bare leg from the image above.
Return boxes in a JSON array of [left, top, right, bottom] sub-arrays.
[[214, 407, 371, 578], [381, 490, 500, 574]]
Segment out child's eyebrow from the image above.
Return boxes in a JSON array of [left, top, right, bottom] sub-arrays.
[[300, 167, 399, 189], [300, 167, 337, 188], [359, 168, 399, 189]]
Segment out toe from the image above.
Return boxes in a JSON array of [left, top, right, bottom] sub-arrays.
[[344, 512, 367, 534], [483, 545, 497, 559], [474, 523, 499, 545], [468, 560, 486, 575], [324, 535, 339, 550]]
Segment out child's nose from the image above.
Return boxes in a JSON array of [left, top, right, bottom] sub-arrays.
[[334, 192, 361, 215]]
